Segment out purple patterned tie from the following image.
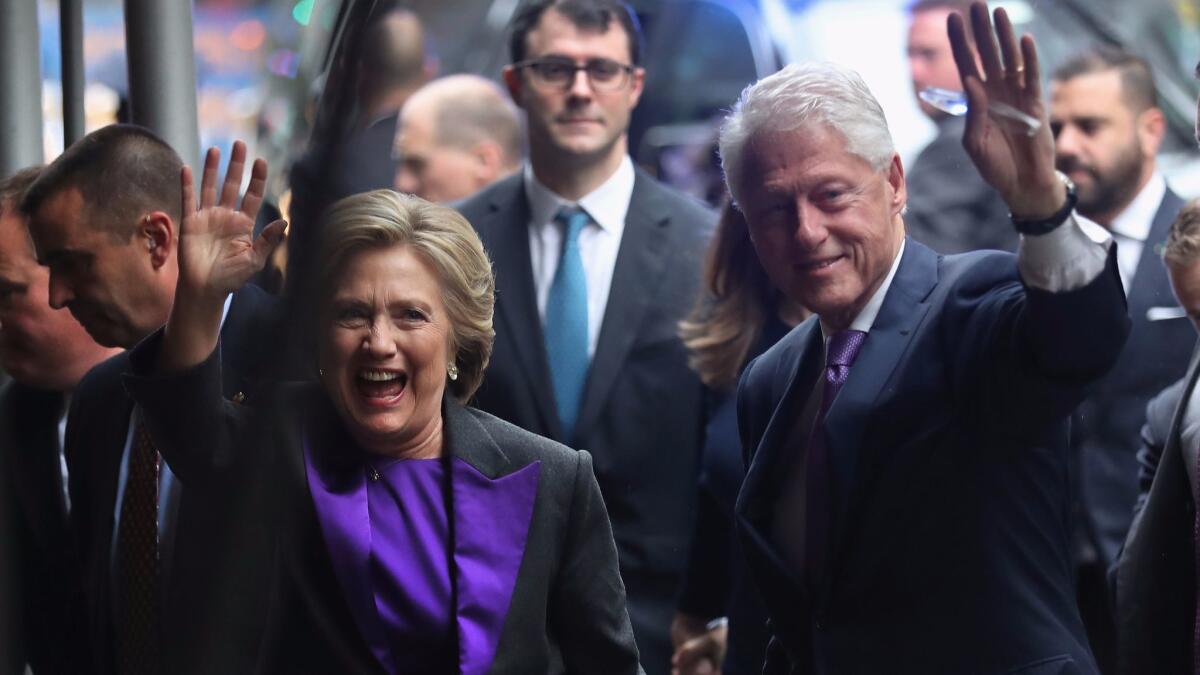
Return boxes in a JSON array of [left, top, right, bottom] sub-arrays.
[[806, 329, 867, 590]]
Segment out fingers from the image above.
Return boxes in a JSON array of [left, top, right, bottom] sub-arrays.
[[969, 1, 1003, 83], [947, 12, 980, 87], [1021, 34, 1042, 98], [200, 146, 220, 209], [672, 638, 718, 675], [180, 165, 196, 222], [219, 140, 247, 209], [994, 8, 1023, 79], [240, 158, 268, 220], [252, 219, 288, 270], [961, 76, 989, 157]]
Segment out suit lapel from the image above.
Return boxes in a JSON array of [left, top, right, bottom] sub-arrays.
[[443, 402, 540, 675], [736, 321, 824, 592], [822, 241, 939, 591], [574, 172, 673, 440], [1167, 344, 1200, 504], [92, 355, 136, 557], [1126, 189, 1184, 328], [484, 178, 562, 438]]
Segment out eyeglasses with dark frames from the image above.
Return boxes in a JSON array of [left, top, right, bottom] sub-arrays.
[[513, 57, 635, 92]]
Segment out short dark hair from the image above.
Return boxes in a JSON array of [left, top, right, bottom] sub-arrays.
[[21, 124, 183, 240], [508, 0, 643, 66], [0, 166, 43, 218], [1052, 46, 1158, 113]]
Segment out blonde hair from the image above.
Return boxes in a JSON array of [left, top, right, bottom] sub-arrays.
[[316, 190, 495, 401], [679, 203, 784, 391], [1164, 198, 1200, 268]]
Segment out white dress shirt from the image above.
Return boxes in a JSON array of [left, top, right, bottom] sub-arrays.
[[524, 157, 635, 359], [1079, 172, 1165, 293]]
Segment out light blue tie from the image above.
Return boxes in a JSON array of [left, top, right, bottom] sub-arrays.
[[544, 207, 590, 442]]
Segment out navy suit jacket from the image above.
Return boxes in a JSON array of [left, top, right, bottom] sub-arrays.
[[735, 239, 1128, 674], [1071, 188, 1191, 567], [66, 285, 278, 675], [455, 169, 714, 673], [1115, 343, 1200, 675]]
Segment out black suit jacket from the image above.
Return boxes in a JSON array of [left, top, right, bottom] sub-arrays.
[[1071, 188, 1191, 567], [905, 116, 1019, 254], [121, 328, 643, 674], [736, 240, 1128, 674], [66, 285, 277, 675], [0, 382, 87, 674], [455, 169, 714, 673], [1115, 343, 1200, 675]]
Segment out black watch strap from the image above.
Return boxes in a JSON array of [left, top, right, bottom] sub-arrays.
[[1010, 172, 1078, 236]]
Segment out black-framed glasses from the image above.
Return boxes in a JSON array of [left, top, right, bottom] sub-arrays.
[[513, 57, 635, 92]]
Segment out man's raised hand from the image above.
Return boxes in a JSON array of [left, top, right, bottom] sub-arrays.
[[948, 2, 1066, 219]]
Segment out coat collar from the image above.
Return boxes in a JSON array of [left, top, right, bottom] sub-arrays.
[[303, 397, 540, 674]]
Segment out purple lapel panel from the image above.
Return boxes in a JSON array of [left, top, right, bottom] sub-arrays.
[[450, 457, 541, 675], [302, 440, 393, 670]]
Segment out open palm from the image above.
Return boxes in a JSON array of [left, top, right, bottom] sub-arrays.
[[178, 141, 285, 302], [949, 3, 1065, 219]]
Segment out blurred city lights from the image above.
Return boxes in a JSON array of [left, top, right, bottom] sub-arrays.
[[267, 48, 300, 78], [230, 19, 266, 51], [292, 0, 314, 26]]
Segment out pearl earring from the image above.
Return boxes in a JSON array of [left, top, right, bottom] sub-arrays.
[[447, 362, 459, 381]]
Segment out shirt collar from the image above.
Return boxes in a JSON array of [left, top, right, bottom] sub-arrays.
[[523, 156, 635, 233], [1109, 171, 1165, 243], [820, 238, 906, 340]]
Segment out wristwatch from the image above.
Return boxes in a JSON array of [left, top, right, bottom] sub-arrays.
[[1010, 170, 1077, 236]]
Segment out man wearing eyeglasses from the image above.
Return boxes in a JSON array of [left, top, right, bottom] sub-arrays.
[[455, 2, 715, 673]]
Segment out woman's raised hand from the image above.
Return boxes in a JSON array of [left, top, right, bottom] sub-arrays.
[[178, 141, 286, 303]]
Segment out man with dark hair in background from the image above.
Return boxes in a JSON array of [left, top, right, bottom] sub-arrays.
[[456, 1, 715, 672], [22, 125, 281, 675], [329, 5, 433, 199], [0, 166, 120, 674], [393, 73, 523, 203], [903, 0, 1016, 254], [1048, 47, 1193, 673]]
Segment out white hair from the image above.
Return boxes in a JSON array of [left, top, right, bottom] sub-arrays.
[[718, 62, 896, 204]]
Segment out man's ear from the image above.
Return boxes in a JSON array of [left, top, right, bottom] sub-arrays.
[[887, 153, 907, 216], [470, 141, 505, 183], [501, 66, 524, 109], [1137, 106, 1166, 159], [626, 66, 646, 110], [140, 211, 175, 269]]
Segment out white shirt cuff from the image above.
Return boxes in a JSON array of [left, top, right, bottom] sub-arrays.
[[1017, 214, 1113, 292]]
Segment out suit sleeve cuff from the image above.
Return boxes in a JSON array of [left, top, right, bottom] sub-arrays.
[[1017, 213, 1113, 292]]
